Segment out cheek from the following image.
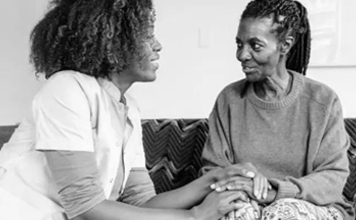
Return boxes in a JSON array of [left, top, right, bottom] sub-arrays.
[[255, 52, 279, 68]]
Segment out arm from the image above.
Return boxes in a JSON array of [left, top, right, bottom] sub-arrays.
[[44, 150, 244, 220], [142, 169, 219, 209], [118, 167, 215, 209], [268, 99, 350, 205], [201, 102, 235, 172], [202, 101, 269, 201]]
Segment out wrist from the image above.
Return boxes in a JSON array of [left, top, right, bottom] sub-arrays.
[[198, 170, 217, 192], [190, 206, 202, 220], [189, 206, 210, 220]]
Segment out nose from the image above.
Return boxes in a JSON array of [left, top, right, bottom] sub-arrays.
[[236, 46, 251, 62], [153, 37, 162, 52]]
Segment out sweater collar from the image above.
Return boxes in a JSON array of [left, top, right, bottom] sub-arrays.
[[246, 70, 304, 110]]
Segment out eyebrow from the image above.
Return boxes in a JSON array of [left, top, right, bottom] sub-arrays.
[[236, 37, 264, 44]]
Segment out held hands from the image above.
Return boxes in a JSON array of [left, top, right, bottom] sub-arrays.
[[191, 190, 250, 220], [210, 163, 271, 202]]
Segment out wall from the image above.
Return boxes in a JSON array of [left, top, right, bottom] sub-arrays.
[[0, 0, 46, 125], [130, 0, 356, 119], [0, 0, 355, 125]]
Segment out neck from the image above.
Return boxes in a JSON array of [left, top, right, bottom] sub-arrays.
[[254, 66, 292, 101], [111, 71, 133, 96]]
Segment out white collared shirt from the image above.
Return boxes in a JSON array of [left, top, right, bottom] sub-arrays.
[[0, 70, 146, 219]]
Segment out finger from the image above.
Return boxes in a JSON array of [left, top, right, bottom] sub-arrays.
[[222, 191, 250, 203], [262, 178, 268, 200], [253, 176, 262, 200], [226, 177, 251, 191], [211, 178, 230, 191], [250, 200, 261, 219], [219, 202, 245, 216], [226, 167, 255, 179], [214, 176, 250, 192], [227, 183, 254, 199]]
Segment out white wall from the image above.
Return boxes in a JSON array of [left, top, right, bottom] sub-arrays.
[[130, 0, 356, 119], [0, 0, 355, 125], [0, 0, 47, 125]]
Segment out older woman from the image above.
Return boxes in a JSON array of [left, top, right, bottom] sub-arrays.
[[0, 0, 248, 220], [202, 0, 354, 219]]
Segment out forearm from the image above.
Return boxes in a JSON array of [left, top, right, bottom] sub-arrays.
[[72, 199, 196, 220], [142, 174, 213, 209], [269, 168, 348, 205]]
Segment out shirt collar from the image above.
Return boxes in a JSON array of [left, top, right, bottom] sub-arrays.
[[96, 77, 124, 104]]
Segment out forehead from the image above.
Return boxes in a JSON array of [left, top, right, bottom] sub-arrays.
[[236, 17, 277, 41]]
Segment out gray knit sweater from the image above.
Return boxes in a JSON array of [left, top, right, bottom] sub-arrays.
[[202, 71, 354, 219]]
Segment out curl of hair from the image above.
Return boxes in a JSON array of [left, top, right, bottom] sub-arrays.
[[241, 0, 311, 75], [30, 0, 154, 79]]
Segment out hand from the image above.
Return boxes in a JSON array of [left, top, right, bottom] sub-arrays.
[[220, 200, 260, 220], [191, 191, 249, 220], [212, 163, 271, 201], [205, 166, 255, 189]]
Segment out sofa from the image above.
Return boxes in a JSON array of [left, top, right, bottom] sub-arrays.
[[1, 118, 356, 207]]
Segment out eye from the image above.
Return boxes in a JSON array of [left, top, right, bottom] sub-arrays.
[[251, 43, 262, 51], [236, 42, 243, 50]]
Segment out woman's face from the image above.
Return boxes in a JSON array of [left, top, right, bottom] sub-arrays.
[[126, 25, 162, 83], [235, 17, 282, 82]]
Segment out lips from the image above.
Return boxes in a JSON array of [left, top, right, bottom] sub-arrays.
[[242, 65, 257, 74], [150, 54, 160, 70], [150, 54, 160, 62]]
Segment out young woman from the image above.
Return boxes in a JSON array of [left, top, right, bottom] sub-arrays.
[[202, 0, 354, 219], [0, 0, 249, 219]]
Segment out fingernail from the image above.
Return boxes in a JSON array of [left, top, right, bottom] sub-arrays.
[[216, 187, 222, 192], [227, 185, 232, 190], [246, 171, 255, 178], [210, 184, 216, 189]]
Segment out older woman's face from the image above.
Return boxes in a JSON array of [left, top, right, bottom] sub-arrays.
[[235, 17, 282, 82], [127, 25, 162, 83]]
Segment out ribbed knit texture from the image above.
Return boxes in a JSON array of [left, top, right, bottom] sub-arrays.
[[202, 71, 354, 219]]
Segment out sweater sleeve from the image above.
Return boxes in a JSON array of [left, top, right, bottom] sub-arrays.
[[269, 98, 350, 206], [201, 100, 235, 174]]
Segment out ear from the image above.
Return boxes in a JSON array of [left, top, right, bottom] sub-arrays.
[[280, 35, 294, 55]]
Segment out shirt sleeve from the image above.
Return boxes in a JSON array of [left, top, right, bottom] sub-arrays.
[[33, 74, 94, 152], [118, 168, 156, 206], [44, 150, 106, 219]]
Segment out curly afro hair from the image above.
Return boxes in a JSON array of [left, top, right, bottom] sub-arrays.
[[241, 0, 311, 75], [30, 0, 154, 79]]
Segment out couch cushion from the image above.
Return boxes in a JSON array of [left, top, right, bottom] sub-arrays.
[[344, 118, 356, 202], [141, 119, 208, 194], [0, 125, 17, 149]]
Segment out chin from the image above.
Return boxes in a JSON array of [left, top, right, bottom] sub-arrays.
[[245, 74, 260, 83], [141, 73, 157, 82]]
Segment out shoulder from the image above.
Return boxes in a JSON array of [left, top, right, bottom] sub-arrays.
[[33, 70, 100, 107], [300, 75, 340, 115], [45, 70, 98, 90], [216, 79, 247, 104]]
